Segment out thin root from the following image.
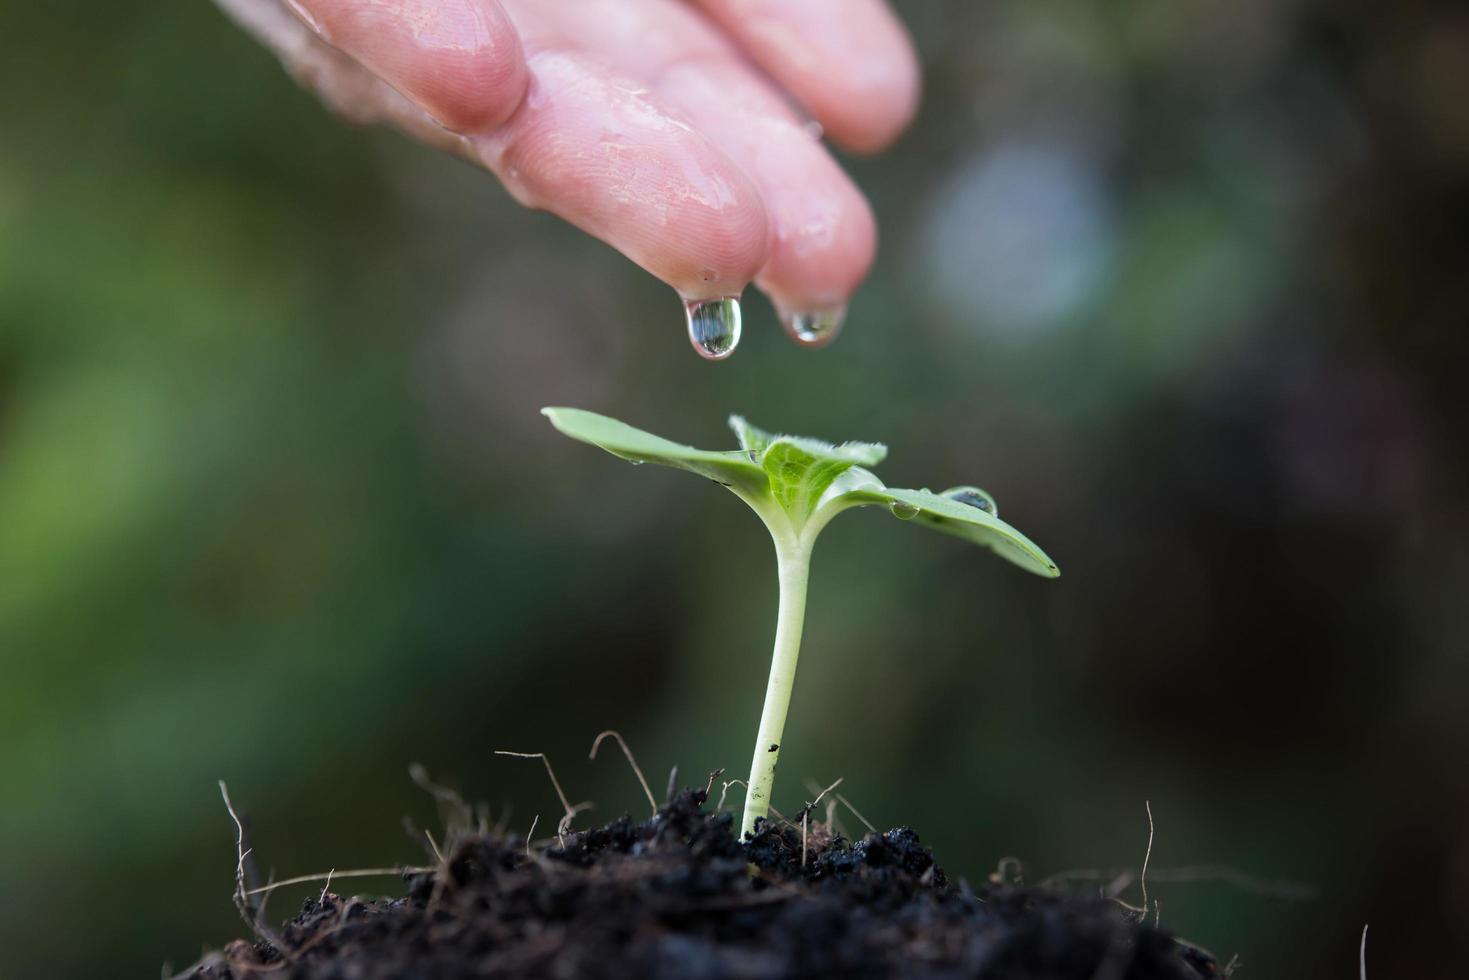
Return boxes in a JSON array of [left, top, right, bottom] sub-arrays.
[[559, 801, 595, 840], [834, 793, 876, 834], [496, 750, 580, 845], [244, 865, 435, 898], [1140, 800, 1154, 923], [219, 781, 252, 924], [218, 781, 287, 953], [589, 730, 657, 817], [808, 778, 844, 812], [798, 778, 844, 870], [318, 870, 335, 905], [717, 778, 749, 814]]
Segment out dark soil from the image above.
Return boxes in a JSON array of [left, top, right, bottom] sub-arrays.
[[189, 788, 1220, 980]]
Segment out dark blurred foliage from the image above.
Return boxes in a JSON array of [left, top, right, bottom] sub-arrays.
[[2, 1, 1466, 977]]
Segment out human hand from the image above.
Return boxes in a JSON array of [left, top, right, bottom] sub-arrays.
[[211, 0, 919, 356]]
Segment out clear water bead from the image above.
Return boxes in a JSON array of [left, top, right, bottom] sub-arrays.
[[890, 500, 920, 520], [685, 297, 742, 360], [943, 486, 998, 516], [782, 306, 847, 348]]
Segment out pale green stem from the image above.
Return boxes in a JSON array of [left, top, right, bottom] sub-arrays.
[[740, 532, 813, 840]]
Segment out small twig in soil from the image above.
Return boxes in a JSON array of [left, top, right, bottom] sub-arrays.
[[703, 768, 726, 798], [218, 781, 288, 954], [244, 865, 436, 898], [495, 750, 581, 844], [318, 869, 335, 904], [813, 778, 843, 809], [798, 778, 844, 869], [218, 781, 253, 924], [1359, 924, 1369, 980], [525, 814, 540, 858], [1140, 800, 1154, 923], [589, 730, 657, 817], [801, 779, 842, 836], [834, 792, 876, 834], [717, 778, 749, 813]]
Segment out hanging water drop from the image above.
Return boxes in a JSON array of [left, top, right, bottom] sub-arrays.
[[890, 500, 920, 520], [944, 485, 997, 516], [781, 305, 847, 348], [685, 297, 742, 360]]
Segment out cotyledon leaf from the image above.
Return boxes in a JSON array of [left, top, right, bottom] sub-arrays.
[[728, 414, 776, 459], [729, 415, 887, 521], [837, 486, 1060, 578], [545, 407, 1059, 578], [542, 407, 768, 496]]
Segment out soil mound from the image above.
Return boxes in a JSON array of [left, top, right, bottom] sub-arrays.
[[189, 789, 1217, 980]]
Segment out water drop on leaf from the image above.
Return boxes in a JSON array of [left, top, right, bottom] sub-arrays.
[[685, 297, 742, 360], [890, 500, 920, 520], [944, 486, 997, 516]]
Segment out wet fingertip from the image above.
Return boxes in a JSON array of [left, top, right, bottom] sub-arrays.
[[825, 72, 920, 155], [293, 0, 529, 135], [820, 18, 922, 154]]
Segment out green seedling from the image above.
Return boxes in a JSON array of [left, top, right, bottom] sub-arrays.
[[542, 407, 1059, 841]]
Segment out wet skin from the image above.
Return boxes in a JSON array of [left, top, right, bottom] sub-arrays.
[[213, 0, 920, 348]]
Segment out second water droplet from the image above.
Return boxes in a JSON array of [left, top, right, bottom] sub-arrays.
[[890, 500, 920, 520], [685, 297, 742, 360], [781, 306, 847, 348]]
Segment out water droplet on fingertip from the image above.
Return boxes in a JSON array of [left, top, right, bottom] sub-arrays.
[[890, 500, 920, 520], [781, 305, 847, 348], [685, 297, 742, 360]]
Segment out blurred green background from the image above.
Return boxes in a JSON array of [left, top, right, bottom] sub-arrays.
[[3, 0, 1467, 976]]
